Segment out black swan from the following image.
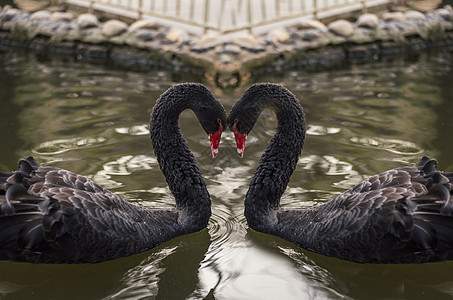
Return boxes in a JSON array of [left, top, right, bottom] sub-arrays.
[[0, 83, 226, 263], [228, 83, 453, 263]]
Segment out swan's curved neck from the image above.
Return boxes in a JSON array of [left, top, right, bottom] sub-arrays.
[[244, 90, 306, 228], [150, 93, 211, 226]]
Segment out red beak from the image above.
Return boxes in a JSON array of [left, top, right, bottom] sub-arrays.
[[209, 122, 223, 158], [232, 121, 247, 158]]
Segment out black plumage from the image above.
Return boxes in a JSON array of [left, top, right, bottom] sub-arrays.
[[0, 83, 226, 263], [228, 83, 453, 263]]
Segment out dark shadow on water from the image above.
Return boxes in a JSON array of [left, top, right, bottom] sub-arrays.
[[433, 52, 453, 169], [0, 53, 22, 170], [0, 229, 210, 299], [247, 228, 453, 300], [155, 229, 210, 300]]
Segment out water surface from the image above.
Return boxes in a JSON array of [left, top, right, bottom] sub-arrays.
[[1, 49, 453, 299]]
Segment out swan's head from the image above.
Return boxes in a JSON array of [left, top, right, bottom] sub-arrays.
[[188, 85, 227, 158], [198, 104, 226, 158], [207, 118, 225, 158], [228, 118, 247, 158], [151, 83, 226, 158], [227, 85, 266, 158]]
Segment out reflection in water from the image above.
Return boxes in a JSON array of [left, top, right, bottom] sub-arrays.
[[0, 57, 21, 170], [245, 231, 336, 299], [306, 124, 341, 136], [434, 57, 453, 170], [297, 154, 363, 196], [1, 49, 453, 299], [115, 124, 150, 136], [280, 241, 453, 299], [0, 230, 210, 300], [91, 154, 158, 190], [33, 136, 107, 155], [248, 230, 453, 299], [349, 136, 423, 156], [110, 230, 211, 300]]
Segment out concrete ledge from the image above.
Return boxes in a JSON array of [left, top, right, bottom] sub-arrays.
[[0, 4, 452, 87]]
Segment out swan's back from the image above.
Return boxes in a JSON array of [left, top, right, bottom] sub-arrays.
[[277, 157, 453, 263], [0, 157, 179, 263]]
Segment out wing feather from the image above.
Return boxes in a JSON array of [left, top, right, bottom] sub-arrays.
[[0, 157, 179, 263], [276, 157, 453, 263]]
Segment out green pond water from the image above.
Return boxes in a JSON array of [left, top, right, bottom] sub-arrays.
[[1, 49, 453, 299]]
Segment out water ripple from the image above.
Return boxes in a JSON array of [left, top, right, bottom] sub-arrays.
[[33, 136, 106, 155], [115, 124, 149, 136], [105, 247, 176, 299], [208, 204, 241, 248], [91, 155, 158, 189], [350, 136, 423, 155], [306, 125, 341, 136]]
